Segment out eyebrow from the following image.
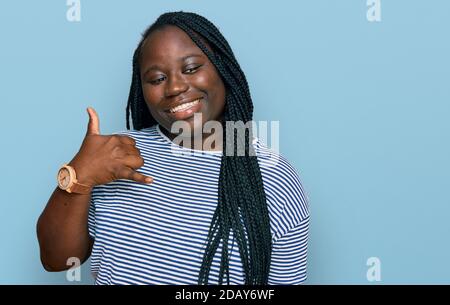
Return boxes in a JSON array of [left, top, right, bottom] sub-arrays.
[[142, 54, 204, 77]]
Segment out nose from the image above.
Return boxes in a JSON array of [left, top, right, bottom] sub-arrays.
[[164, 73, 189, 97]]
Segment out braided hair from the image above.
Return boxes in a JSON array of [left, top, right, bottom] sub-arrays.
[[126, 11, 272, 285]]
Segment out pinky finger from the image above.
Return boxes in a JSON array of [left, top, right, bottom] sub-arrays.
[[118, 167, 154, 184]]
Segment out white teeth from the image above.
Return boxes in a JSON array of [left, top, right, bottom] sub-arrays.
[[169, 99, 200, 113]]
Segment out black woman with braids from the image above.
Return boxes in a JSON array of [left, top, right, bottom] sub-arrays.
[[37, 11, 310, 285]]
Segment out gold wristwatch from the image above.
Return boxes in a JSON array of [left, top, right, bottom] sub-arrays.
[[57, 164, 92, 194]]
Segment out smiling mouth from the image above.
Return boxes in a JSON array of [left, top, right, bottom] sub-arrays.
[[168, 98, 202, 113]]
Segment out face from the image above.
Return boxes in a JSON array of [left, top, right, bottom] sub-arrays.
[[139, 25, 226, 138]]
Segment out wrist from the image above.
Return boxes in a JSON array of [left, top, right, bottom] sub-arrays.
[[67, 160, 95, 188], [57, 163, 93, 195]]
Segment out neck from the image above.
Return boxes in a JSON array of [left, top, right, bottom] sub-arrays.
[[160, 125, 223, 152]]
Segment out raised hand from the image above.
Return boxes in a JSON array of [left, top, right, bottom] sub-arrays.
[[69, 107, 153, 187]]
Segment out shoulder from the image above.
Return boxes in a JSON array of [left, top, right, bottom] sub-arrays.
[[111, 125, 159, 142], [109, 125, 173, 152], [254, 139, 310, 238]]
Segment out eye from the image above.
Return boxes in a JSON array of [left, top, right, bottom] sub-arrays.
[[183, 65, 201, 74], [149, 76, 166, 85]]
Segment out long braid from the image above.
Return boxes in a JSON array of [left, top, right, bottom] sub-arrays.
[[126, 11, 272, 285]]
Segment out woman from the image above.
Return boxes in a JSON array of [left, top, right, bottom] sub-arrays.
[[37, 11, 309, 285]]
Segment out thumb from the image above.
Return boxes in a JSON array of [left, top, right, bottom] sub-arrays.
[[86, 107, 100, 135]]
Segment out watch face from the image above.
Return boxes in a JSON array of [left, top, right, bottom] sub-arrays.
[[58, 168, 71, 189]]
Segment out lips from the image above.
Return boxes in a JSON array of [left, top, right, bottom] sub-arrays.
[[165, 97, 203, 112], [169, 99, 201, 113], [165, 97, 203, 120]]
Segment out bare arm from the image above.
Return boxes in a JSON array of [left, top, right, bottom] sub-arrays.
[[36, 181, 93, 272], [36, 107, 153, 272]]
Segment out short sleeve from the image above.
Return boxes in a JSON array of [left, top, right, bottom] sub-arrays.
[[87, 191, 96, 239], [254, 144, 310, 284], [268, 215, 310, 285]]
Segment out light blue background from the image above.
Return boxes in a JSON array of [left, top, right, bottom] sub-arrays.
[[0, 0, 449, 284]]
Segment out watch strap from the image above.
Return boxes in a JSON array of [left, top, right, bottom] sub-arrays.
[[68, 181, 92, 195]]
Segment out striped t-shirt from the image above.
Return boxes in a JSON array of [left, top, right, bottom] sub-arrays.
[[88, 124, 310, 285]]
